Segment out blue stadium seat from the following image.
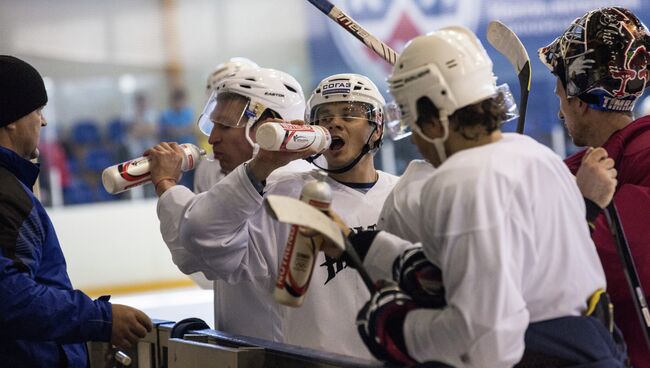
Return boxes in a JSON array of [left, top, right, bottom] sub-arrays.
[[71, 121, 101, 145], [84, 148, 115, 173], [63, 178, 95, 205], [106, 118, 127, 143]]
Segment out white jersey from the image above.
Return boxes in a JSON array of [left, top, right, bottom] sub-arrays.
[[188, 159, 227, 288], [365, 134, 606, 367], [156, 159, 313, 339], [177, 165, 399, 359], [194, 159, 227, 193], [377, 159, 434, 243]]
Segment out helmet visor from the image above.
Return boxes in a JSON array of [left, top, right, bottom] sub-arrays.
[[497, 83, 519, 124], [197, 91, 254, 135], [384, 83, 518, 141], [384, 101, 411, 141], [310, 101, 380, 126]]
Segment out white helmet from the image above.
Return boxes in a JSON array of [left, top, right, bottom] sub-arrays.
[[306, 73, 386, 150], [388, 26, 497, 163], [205, 57, 259, 95], [197, 67, 306, 148]]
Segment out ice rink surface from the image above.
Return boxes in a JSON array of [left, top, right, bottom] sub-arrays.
[[110, 286, 215, 327]]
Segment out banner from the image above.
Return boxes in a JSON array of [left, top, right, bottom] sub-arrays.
[[306, 0, 648, 150]]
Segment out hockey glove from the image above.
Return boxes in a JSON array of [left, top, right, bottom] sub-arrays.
[[357, 280, 418, 365], [393, 247, 446, 308]]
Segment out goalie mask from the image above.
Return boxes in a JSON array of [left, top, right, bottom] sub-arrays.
[[305, 73, 385, 174], [197, 67, 305, 149], [539, 7, 650, 112]]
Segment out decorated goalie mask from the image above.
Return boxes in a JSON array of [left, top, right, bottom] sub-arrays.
[[539, 7, 650, 112]]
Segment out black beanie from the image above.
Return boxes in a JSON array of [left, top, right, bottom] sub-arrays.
[[0, 55, 48, 127]]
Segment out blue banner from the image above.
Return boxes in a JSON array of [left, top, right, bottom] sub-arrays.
[[306, 0, 649, 151]]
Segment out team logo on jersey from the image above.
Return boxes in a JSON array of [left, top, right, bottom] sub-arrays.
[[326, 0, 482, 91], [320, 224, 377, 284]]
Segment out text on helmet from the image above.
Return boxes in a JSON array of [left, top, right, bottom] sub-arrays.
[[322, 82, 351, 96]]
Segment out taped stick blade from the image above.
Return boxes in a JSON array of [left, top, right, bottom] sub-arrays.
[[487, 20, 529, 74], [265, 195, 345, 251]]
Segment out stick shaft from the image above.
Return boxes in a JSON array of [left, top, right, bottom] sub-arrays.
[[605, 204, 650, 348], [344, 237, 376, 293], [306, 0, 397, 65], [517, 61, 531, 134]]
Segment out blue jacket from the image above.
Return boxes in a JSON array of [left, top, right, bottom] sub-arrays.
[[0, 146, 113, 367]]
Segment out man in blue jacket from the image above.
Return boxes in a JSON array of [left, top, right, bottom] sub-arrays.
[[0, 55, 153, 367]]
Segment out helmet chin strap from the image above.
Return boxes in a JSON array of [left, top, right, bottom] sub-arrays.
[[412, 111, 449, 164], [245, 122, 260, 157], [306, 124, 378, 175]]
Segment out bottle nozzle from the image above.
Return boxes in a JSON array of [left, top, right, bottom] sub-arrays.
[[315, 170, 328, 182]]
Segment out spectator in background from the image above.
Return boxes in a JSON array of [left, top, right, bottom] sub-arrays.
[[122, 92, 159, 198], [159, 88, 196, 188], [0, 55, 152, 367], [159, 88, 195, 145], [126, 92, 159, 159]]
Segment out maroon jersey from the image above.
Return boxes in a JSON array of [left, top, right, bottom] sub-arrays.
[[565, 116, 650, 366]]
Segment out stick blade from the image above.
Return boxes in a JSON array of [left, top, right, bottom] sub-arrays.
[[265, 195, 345, 251], [487, 20, 529, 74]]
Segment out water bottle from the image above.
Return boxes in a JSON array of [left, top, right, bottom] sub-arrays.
[[102, 143, 205, 194], [256, 122, 331, 153], [274, 171, 332, 307]]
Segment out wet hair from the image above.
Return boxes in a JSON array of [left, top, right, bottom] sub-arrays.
[[254, 108, 281, 126], [416, 92, 507, 140]]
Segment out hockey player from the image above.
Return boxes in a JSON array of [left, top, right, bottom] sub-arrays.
[[540, 7, 650, 365], [377, 159, 433, 242], [161, 73, 398, 360], [321, 27, 627, 366], [150, 66, 311, 340], [193, 57, 259, 194], [189, 57, 259, 290]]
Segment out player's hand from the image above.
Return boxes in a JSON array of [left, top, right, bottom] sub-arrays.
[[576, 147, 617, 209], [249, 119, 320, 182], [393, 247, 446, 309], [302, 209, 351, 259], [357, 280, 418, 365], [145, 142, 184, 196], [110, 304, 153, 350]]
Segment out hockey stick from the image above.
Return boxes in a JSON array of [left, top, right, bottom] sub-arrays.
[[306, 0, 398, 65], [265, 195, 376, 292], [343, 237, 376, 293], [604, 203, 650, 348], [486, 21, 531, 134], [307, 1, 531, 134]]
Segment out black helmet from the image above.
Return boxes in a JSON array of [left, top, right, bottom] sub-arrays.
[[539, 7, 650, 112]]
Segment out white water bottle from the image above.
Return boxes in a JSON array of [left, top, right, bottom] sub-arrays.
[[256, 122, 331, 153], [274, 171, 332, 307], [102, 143, 206, 194]]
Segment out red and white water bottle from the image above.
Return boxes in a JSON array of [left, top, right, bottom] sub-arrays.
[[256, 122, 331, 153], [102, 143, 206, 194], [274, 171, 332, 307]]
